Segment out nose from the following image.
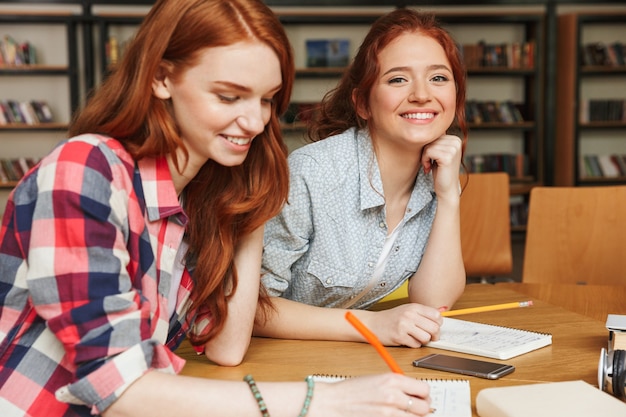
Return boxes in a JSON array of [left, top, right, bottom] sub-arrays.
[[237, 102, 267, 136], [409, 80, 430, 102]]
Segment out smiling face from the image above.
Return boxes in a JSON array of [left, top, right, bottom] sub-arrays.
[[152, 41, 282, 172], [361, 31, 457, 151]]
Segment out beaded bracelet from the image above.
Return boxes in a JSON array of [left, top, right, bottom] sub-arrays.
[[244, 374, 270, 417], [298, 376, 315, 417]]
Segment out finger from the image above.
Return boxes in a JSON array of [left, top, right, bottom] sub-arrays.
[[406, 395, 434, 416]]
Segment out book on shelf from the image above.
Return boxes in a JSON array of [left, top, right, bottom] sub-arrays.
[[581, 42, 626, 67], [0, 157, 39, 183], [465, 100, 525, 124], [105, 36, 131, 68], [0, 100, 54, 125], [464, 154, 528, 178], [580, 154, 626, 178], [305, 39, 350, 68], [0, 35, 37, 66], [310, 374, 471, 417], [476, 380, 626, 417], [579, 99, 626, 123], [461, 41, 535, 69], [425, 317, 552, 360], [509, 195, 529, 228]]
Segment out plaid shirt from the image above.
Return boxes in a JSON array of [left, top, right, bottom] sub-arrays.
[[0, 134, 198, 416]]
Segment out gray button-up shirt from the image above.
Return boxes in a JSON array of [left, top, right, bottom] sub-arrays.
[[262, 128, 437, 309]]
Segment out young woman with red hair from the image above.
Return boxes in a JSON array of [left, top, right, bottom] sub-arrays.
[[259, 8, 468, 348]]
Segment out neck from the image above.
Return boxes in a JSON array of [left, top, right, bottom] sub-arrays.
[[167, 151, 201, 196], [374, 141, 422, 232]]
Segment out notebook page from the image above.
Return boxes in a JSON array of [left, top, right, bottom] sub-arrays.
[[310, 375, 471, 417], [426, 317, 552, 360]]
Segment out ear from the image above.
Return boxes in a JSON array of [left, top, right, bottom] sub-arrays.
[[152, 62, 172, 100], [352, 88, 368, 120]]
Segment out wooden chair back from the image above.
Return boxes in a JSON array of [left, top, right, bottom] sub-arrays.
[[460, 172, 513, 278], [522, 186, 626, 285]]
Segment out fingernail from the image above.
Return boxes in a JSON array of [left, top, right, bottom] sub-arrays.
[[438, 306, 449, 312]]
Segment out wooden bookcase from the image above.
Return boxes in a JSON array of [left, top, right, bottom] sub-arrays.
[[555, 12, 626, 186]]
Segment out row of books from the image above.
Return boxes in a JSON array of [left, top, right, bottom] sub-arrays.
[[0, 100, 54, 125], [0, 157, 39, 183], [580, 154, 626, 178], [466, 100, 525, 124], [0, 35, 37, 66], [580, 42, 626, 67], [461, 41, 535, 69], [465, 153, 529, 178], [579, 99, 626, 123]]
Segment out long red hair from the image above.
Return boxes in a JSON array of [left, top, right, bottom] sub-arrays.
[[69, 0, 294, 345]]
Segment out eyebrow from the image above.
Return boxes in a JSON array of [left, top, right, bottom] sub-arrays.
[[214, 80, 282, 94], [382, 64, 452, 76]]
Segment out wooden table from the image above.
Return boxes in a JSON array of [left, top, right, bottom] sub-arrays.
[[495, 282, 626, 322], [176, 284, 611, 417]]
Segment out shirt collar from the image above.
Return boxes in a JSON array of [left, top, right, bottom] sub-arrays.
[[137, 157, 187, 223]]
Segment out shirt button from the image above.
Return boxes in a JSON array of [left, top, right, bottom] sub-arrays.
[[394, 246, 400, 252], [379, 221, 385, 228], [367, 262, 374, 268], [380, 282, 386, 287], [407, 208, 412, 213], [326, 278, 333, 285]]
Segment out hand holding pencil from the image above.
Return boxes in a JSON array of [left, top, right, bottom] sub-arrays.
[[345, 311, 437, 415]]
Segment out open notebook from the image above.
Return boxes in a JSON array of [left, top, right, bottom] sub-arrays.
[[310, 374, 471, 417], [425, 317, 552, 360]]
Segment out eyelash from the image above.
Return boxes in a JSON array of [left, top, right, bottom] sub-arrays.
[[389, 77, 406, 84], [431, 75, 449, 82], [218, 94, 238, 103], [218, 95, 274, 105], [388, 75, 450, 85]]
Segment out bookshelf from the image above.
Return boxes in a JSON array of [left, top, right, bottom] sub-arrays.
[[0, 11, 80, 206], [442, 11, 545, 231], [555, 12, 626, 186]]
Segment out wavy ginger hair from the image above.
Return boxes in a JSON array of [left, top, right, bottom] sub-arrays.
[[309, 9, 468, 154], [69, 0, 293, 346]]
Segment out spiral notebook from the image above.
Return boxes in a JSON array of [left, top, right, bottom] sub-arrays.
[[426, 317, 552, 360], [310, 374, 471, 417]]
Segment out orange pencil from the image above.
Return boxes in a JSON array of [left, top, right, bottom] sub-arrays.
[[345, 311, 403, 374], [441, 300, 533, 317]]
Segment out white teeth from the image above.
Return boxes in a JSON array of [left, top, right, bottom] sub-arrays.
[[225, 136, 251, 145], [403, 113, 434, 120]]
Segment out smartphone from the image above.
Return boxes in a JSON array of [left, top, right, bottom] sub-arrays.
[[412, 353, 515, 380]]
